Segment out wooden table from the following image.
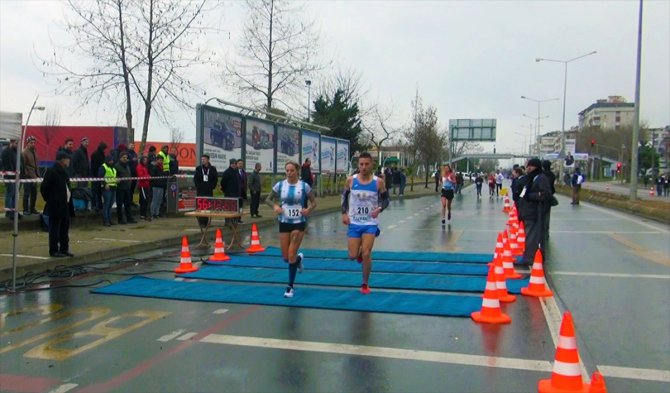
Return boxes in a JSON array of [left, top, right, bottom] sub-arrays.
[[184, 211, 244, 249]]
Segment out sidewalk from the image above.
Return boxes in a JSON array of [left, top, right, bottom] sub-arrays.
[[582, 181, 670, 202], [0, 185, 437, 282]]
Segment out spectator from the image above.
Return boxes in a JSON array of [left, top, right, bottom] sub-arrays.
[[655, 176, 663, 197], [399, 168, 407, 196], [98, 155, 117, 226], [57, 138, 75, 177], [455, 172, 464, 194], [220, 158, 241, 220], [510, 167, 525, 209], [158, 145, 171, 174], [40, 151, 75, 258], [249, 162, 262, 218], [663, 175, 669, 197], [542, 160, 556, 239], [21, 136, 39, 215], [150, 156, 167, 219], [71, 137, 90, 188], [1, 139, 20, 219], [136, 156, 152, 220], [392, 167, 401, 195], [237, 159, 248, 221], [169, 146, 179, 175], [434, 169, 440, 192], [571, 167, 584, 205], [114, 152, 136, 224], [518, 158, 551, 265], [147, 145, 157, 165], [90, 142, 108, 212], [127, 143, 139, 206], [300, 158, 313, 186], [384, 167, 393, 192], [193, 154, 218, 226]]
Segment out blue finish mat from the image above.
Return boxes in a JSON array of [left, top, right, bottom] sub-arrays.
[[256, 246, 493, 263], [183, 266, 529, 294], [92, 276, 483, 317], [207, 255, 490, 276]]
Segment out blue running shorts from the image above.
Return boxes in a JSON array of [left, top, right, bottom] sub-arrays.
[[347, 224, 379, 238]]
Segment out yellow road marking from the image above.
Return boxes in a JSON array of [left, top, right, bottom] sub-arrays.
[[607, 233, 670, 267]]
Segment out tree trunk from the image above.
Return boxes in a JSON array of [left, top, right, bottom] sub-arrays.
[[266, 0, 274, 111], [116, 0, 134, 149], [424, 163, 429, 188], [140, 0, 155, 151]]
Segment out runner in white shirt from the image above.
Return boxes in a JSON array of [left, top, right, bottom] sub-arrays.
[[341, 152, 389, 294], [266, 161, 317, 298], [495, 170, 504, 197]]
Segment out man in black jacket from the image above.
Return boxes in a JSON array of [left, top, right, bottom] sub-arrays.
[[221, 158, 241, 223], [542, 160, 556, 240], [71, 137, 90, 188], [1, 139, 21, 219], [193, 154, 218, 226], [90, 142, 108, 211], [518, 158, 551, 265], [115, 152, 136, 224], [40, 152, 75, 257]]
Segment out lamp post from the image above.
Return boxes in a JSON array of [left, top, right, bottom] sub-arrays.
[[523, 114, 549, 154], [305, 80, 312, 122], [11, 96, 45, 291], [521, 96, 559, 150]]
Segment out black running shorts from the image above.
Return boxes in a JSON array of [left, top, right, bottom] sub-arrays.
[[279, 222, 306, 233], [441, 189, 454, 200]]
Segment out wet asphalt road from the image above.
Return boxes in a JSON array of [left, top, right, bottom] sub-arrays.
[[1, 184, 669, 393]]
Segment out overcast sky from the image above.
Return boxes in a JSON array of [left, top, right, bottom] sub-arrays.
[[1, 0, 668, 155]]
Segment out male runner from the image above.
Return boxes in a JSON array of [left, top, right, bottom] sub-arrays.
[[341, 152, 390, 294]]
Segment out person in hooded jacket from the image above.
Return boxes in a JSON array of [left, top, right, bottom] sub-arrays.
[[41, 152, 75, 257], [542, 160, 556, 240], [90, 142, 108, 211], [518, 158, 551, 265]]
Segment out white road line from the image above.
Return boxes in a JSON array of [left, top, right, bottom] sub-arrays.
[[200, 334, 552, 373], [582, 203, 670, 234], [213, 308, 229, 314], [0, 254, 50, 260], [157, 329, 185, 342], [552, 271, 670, 279], [597, 365, 670, 383], [387, 225, 398, 229], [540, 296, 591, 383], [48, 384, 79, 393], [177, 332, 198, 341], [455, 230, 664, 234], [93, 238, 142, 243]]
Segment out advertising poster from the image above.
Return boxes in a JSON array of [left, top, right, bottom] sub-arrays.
[[336, 139, 350, 174], [244, 118, 275, 174], [321, 137, 337, 174], [276, 125, 300, 170], [202, 107, 243, 170], [301, 129, 321, 173]]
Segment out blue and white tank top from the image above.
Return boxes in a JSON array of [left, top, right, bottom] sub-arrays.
[[442, 175, 455, 190], [273, 179, 311, 224], [348, 175, 379, 226]]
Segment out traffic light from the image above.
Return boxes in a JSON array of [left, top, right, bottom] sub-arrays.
[[591, 139, 596, 148], [616, 162, 622, 173]]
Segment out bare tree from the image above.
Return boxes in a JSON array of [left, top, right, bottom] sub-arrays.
[[40, 0, 220, 154], [36, 107, 62, 149], [226, 0, 321, 112], [363, 107, 399, 165], [169, 126, 184, 150]]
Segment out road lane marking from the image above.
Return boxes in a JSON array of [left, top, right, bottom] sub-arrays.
[[213, 309, 229, 314], [0, 253, 50, 260], [540, 296, 590, 383], [157, 329, 185, 342], [48, 383, 79, 393], [607, 233, 670, 267], [200, 334, 552, 372], [597, 365, 670, 383], [93, 238, 142, 243], [582, 203, 670, 234], [177, 332, 198, 341], [552, 271, 670, 279], [445, 230, 664, 234], [387, 225, 398, 229]]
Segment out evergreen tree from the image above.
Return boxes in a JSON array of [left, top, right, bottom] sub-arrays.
[[312, 89, 367, 154]]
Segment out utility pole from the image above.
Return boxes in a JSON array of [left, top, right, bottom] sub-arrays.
[[629, 0, 643, 200]]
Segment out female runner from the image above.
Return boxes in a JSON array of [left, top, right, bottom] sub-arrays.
[[439, 164, 457, 224]]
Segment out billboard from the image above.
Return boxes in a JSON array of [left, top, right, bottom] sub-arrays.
[[244, 118, 275, 174], [321, 137, 337, 174], [336, 139, 350, 174], [565, 138, 576, 156], [276, 125, 300, 170], [301, 129, 320, 173], [198, 105, 243, 170], [449, 119, 497, 141]]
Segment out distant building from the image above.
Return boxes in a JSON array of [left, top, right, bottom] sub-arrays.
[[578, 96, 635, 130]]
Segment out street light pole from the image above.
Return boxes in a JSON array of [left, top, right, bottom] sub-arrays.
[[305, 80, 312, 123], [536, 51, 597, 158], [521, 96, 558, 155], [11, 96, 45, 292]]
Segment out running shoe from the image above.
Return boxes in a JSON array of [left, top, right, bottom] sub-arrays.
[[297, 253, 304, 273], [360, 284, 371, 295], [448, 212, 451, 221], [441, 218, 445, 225], [284, 286, 294, 298]]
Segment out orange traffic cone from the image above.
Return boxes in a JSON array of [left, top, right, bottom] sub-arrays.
[[517, 221, 526, 255], [521, 249, 553, 297], [208, 228, 230, 263], [494, 251, 516, 303], [246, 223, 266, 253], [588, 372, 607, 393], [502, 231, 522, 279], [538, 312, 589, 393], [502, 195, 511, 213], [471, 264, 512, 324], [175, 236, 199, 274], [508, 220, 520, 256], [649, 187, 655, 197]]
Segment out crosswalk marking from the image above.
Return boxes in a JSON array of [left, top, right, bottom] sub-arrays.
[[157, 329, 185, 342]]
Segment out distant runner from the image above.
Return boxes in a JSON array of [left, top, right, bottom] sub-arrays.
[[266, 161, 317, 298], [342, 152, 389, 294], [439, 164, 457, 224]]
